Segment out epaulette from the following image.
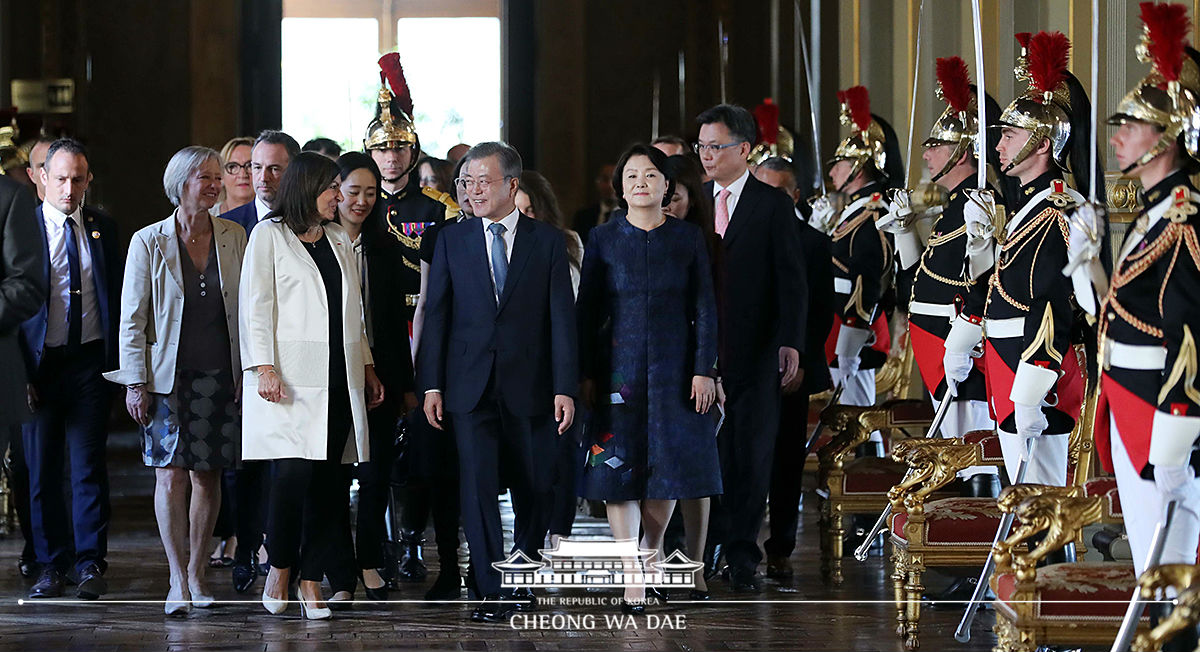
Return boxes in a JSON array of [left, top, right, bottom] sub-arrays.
[[864, 191, 885, 211], [422, 186, 460, 221], [1047, 179, 1077, 209], [1165, 186, 1199, 224]]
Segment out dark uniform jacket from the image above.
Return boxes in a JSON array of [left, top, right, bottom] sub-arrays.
[[377, 176, 458, 318], [829, 182, 892, 369]]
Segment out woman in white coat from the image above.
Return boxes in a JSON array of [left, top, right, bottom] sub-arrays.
[[103, 146, 245, 614], [239, 152, 384, 619]]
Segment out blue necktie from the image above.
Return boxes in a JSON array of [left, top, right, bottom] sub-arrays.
[[488, 222, 508, 302], [64, 216, 82, 349]]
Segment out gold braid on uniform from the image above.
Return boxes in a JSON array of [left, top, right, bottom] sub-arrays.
[[916, 223, 971, 288], [1099, 223, 1182, 342], [986, 207, 1061, 313], [1159, 325, 1200, 406]]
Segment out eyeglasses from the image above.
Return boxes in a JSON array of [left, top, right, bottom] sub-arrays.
[[455, 176, 512, 191], [692, 141, 744, 154], [224, 162, 252, 175]]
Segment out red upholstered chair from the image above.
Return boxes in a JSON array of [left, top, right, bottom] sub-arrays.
[[816, 399, 936, 584], [989, 485, 1138, 652]]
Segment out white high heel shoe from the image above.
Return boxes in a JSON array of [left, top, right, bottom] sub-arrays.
[[299, 597, 332, 620], [165, 584, 191, 616], [188, 581, 215, 609], [261, 587, 287, 615]]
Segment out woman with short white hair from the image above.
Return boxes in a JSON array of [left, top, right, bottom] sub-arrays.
[[104, 145, 246, 615]]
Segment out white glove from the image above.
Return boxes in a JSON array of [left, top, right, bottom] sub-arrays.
[[835, 354, 861, 387], [876, 189, 913, 235], [943, 351, 972, 397], [1154, 464, 1200, 506], [810, 195, 837, 234], [962, 189, 997, 257], [1064, 202, 1104, 276], [1013, 402, 1049, 460]]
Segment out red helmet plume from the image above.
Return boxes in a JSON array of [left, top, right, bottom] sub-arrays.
[[843, 85, 871, 133], [1140, 1, 1191, 84], [377, 52, 414, 117], [1026, 31, 1071, 99], [936, 56, 973, 114]]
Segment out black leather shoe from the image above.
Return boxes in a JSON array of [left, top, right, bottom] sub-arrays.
[[703, 544, 725, 581], [361, 571, 389, 602], [621, 600, 646, 615], [232, 561, 257, 593], [510, 587, 537, 612], [765, 554, 793, 579], [962, 474, 1001, 498], [729, 566, 761, 593], [29, 567, 64, 598], [687, 589, 711, 601], [424, 570, 461, 601], [76, 563, 107, 600], [397, 530, 427, 582], [645, 587, 668, 605], [471, 595, 516, 623]]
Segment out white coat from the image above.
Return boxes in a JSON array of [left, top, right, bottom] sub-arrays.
[[102, 213, 244, 392], [238, 219, 372, 463]]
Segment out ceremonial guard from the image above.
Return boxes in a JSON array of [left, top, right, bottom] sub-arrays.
[[814, 86, 901, 415], [878, 57, 1002, 495], [364, 53, 459, 586], [943, 31, 1094, 488], [1068, 5, 1200, 648]]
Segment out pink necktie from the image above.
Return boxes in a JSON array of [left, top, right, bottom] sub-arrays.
[[715, 188, 731, 237]]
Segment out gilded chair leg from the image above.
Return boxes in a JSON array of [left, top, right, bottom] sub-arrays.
[[819, 498, 832, 580], [903, 556, 925, 650], [892, 547, 908, 637], [830, 503, 845, 584]]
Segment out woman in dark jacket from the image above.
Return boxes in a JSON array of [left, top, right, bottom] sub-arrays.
[[577, 144, 720, 611]]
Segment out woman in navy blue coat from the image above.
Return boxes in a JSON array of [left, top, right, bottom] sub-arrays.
[[578, 144, 721, 609]]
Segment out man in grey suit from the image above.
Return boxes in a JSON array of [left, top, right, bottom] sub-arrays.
[[0, 173, 47, 577]]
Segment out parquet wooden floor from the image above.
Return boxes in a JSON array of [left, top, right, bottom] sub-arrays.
[[0, 431, 1006, 651]]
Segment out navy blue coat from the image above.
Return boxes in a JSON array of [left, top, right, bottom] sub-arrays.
[[417, 214, 578, 416], [219, 201, 258, 236], [577, 216, 722, 500], [19, 205, 121, 373]]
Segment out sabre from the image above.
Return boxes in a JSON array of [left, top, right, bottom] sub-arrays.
[[1109, 500, 1178, 652], [853, 389, 957, 561], [954, 435, 1040, 642], [903, 0, 925, 190], [802, 384, 846, 459], [794, 0, 826, 194], [970, 0, 987, 190], [1088, 0, 1099, 204]]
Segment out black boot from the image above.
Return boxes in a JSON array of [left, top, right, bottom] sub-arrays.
[[397, 530, 427, 582], [961, 474, 1001, 498], [1153, 601, 1200, 652], [424, 567, 462, 601], [854, 441, 883, 458]]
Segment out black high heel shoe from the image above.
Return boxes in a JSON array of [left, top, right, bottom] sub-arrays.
[[360, 571, 389, 602], [645, 587, 668, 604]]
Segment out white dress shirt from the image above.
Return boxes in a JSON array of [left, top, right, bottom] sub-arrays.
[[712, 168, 751, 221], [42, 202, 101, 346], [482, 208, 520, 287], [254, 196, 272, 222]]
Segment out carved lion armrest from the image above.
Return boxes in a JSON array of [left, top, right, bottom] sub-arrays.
[[994, 488, 1097, 579], [816, 405, 875, 467], [1132, 567, 1200, 652], [890, 439, 978, 513]]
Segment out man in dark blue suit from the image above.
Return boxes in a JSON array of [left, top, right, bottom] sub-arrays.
[[18, 138, 122, 599], [418, 141, 577, 623], [219, 130, 299, 236], [216, 129, 298, 593]]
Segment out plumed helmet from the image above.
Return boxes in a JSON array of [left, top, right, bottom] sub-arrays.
[[829, 86, 890, 186], [364, 52, 421, 179], [748, 98, 795, 165], [1108, 2, 1200, 172]]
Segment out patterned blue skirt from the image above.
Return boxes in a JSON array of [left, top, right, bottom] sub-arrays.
[[143, 368, 240, 471]]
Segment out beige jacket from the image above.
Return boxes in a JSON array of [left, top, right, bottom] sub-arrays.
[[238, 220, 372, 463], [103, 212, 244, 393]]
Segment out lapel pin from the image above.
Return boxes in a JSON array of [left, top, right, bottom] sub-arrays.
[[91, 231, 100, 239]]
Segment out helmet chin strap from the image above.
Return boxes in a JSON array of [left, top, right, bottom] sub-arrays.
[[1000, 127, 1049, 176], [834, 159, 866, 193], [1120, 138, 1170, 175]]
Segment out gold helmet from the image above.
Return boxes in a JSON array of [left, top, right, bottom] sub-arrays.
[[364, 52, 420, 178], [1108, 2, 1200, 172], [748, 98, 795, 165], [829, 86, 888, 189], [923, 56, 982, 182], [996, 31, 1074, 172]]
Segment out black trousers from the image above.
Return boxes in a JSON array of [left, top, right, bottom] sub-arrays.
[[23, 342, 111, 574], [232, 461, 267, 566], [548, 417, 583, 537], [708, 363, 782, 572], [399, 409, 461, 569], [764, 389, 810, 558], [451, 384, 555, 598], [266, 387, 353, 582], [4, 425, 35, 561]]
